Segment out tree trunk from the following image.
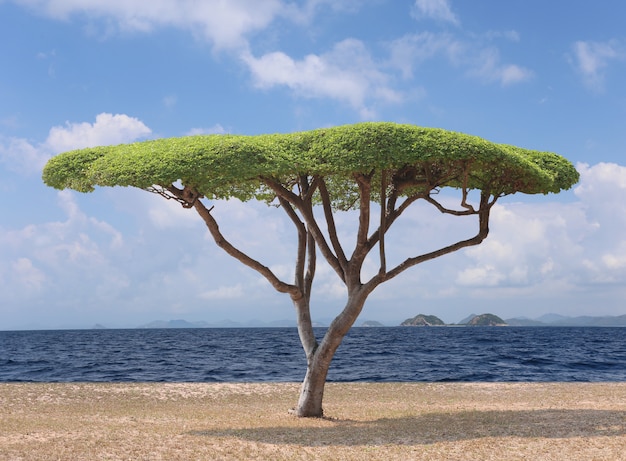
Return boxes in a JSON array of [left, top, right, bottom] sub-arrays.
[[294, 332, 343, 417], [293, 292, 368, 417], [293, 354, 331, 417]]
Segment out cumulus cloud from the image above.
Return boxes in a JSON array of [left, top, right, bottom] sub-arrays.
[[454, 162, 626, 296], [571, 40, 624, 91], [574, 162, 626, 200], [0, 191, 129, 310], [0, 136, 48, 175], [243, 39, 402, 118], [411, 0, 459, 25], [5, 159, 626, 324], [0, 113, 151, 175], [388, 32, 460, 79], [8, 0, 534, 117], [11, 258, 47, 291], [10, 0, 400, 116], [148, 194, 204, 230], [468, 48, 533, 86], [46, 113, 151, 152], [456, 202, 587, 289], [388, 33, 532, 86], [199, 284, 244, 300], [573, 162, 626, 280], [12, 0, 285, 50]]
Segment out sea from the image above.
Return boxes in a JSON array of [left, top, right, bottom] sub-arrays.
[[1, 327, 625, 383]]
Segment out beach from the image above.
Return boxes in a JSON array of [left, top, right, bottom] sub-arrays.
[[1, 382, 625, 460]]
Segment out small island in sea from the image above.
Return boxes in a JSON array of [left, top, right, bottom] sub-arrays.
[[464, 313, 507, 326], [400, 313, 508, 327], [401, 314, 446, 326], [361, 320, 386, 327], [85, 312, 626, 330]]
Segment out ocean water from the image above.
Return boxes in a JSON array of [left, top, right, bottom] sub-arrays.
[[1, 327, 625, 383]]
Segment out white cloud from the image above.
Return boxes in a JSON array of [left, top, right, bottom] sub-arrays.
[[388, 33, 532, 87], [199, 284, 244, 300], [468, 48, 533, 86], [454, 203, 570, 288], [243, 38, 402, 118], [12, 257, 47, 291], [9, 0, 533, 118], [574, 162, 626, 200], [5, 159, 626, 325], [0, 113, 151, 175], [498, 63, 533, 86], [571, 40, 623, 91], [10, 0, 365, 50], [148, 194, 203, 230], [283, 0, 363, 22], [573, 162, 626, 279], [602, 243, 626, 270], [457, 265, 505, 287], [0, 190, 129, 308], [388, 32, 460, 79], [454, 162, 626, 295], [411, 0, 459, 25], [45, 113, 151, 152], [0, 136, 48, 175], [13, 0, 285, 50]]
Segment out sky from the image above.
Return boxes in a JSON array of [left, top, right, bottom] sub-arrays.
[[1, 0, 625, 329]]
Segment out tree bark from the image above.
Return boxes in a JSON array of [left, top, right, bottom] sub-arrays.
[[294, 356, 329, 417], [293, 291, 368, 417]]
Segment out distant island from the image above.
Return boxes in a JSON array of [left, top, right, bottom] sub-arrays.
[[85, 313, 626, 330], [506, 313, 626, 327], [361, 320, 385, 327], [399, 312, 626, 327], [465, 313, 507, 326], [401, 314, 445, 326], [401, 313, 507, 327]]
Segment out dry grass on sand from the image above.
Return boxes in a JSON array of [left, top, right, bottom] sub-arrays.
[[1, 382, 626, 460]]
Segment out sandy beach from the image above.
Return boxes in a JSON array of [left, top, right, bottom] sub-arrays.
[[1, 382, 625, 460]]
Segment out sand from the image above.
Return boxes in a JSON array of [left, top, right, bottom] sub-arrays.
[[1, 382, 625, 460]]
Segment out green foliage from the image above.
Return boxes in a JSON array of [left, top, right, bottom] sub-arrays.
[[42, 122, 579, 203]]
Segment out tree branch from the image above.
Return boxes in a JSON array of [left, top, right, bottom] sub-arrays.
[[276, 195, 308, 293], [355, 173, 372, 247], [379, 170, 388, 275], [304, 229, 316, 303], [422, 194, 479, 216], [166, 185, 301, 297], [369, 191, 497, 289], [364, 194, 422, 252], [264, 177, 346, 283], [318, 177, 349, 271], [460, 169, 475, 212]]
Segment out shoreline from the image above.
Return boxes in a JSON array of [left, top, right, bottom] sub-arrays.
[[2, 382, 625, 460]]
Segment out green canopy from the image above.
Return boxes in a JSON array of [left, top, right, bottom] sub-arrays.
[[43, 122, 579, 203]]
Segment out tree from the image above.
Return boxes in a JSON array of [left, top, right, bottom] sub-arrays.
[[42, 122, 579, 417]]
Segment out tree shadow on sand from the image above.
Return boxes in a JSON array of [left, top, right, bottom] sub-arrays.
[[189, 409, 626, 446]]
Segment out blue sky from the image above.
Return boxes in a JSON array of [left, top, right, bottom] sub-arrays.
[[1, 0, 625, 329]]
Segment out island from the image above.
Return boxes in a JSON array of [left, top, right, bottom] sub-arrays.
[[463, 313, 508, 326], [361, 320, 385, 327], [399, 313, 508, 327], [401, 314, 445, 326]]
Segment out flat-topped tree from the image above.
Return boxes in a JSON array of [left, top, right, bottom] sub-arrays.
[[43, 122, 579, 417]]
